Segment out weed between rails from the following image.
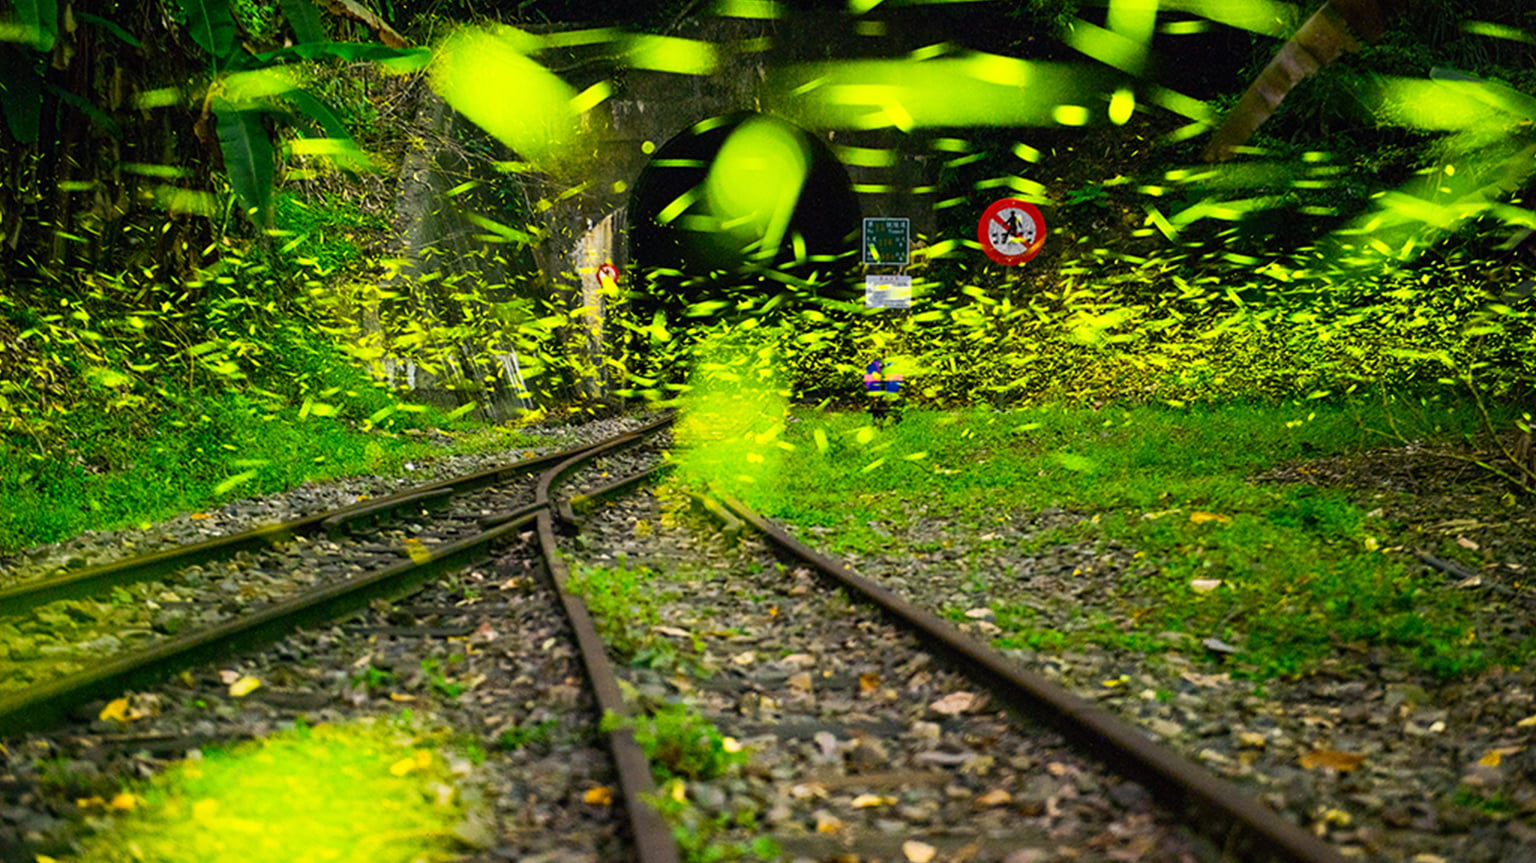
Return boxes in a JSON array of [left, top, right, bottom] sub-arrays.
[[742, 398, 1534, 680]]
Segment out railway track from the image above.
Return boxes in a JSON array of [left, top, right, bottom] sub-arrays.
[[1, 415, 1349, 863]]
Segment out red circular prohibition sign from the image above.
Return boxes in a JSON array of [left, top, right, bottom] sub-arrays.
[[977, 198, 1047, 266]]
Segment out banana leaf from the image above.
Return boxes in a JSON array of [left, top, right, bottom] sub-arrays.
[[214, 104, 275, 225]]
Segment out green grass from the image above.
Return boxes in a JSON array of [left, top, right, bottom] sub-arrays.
[[729, 395, 1532, 680], [63, 715, 474, 863], [0, 390, 542, 555]]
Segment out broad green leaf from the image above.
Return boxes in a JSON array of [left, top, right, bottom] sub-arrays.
[[12, 0, 57, 51], [77, 12, 141, 47], [252, 41, 429, 67], [213, 105, 276, 225], [47, 85, 120, 134], [282, 89, 373, 171], [278, 0, 326, 44], [176, 0, 237, 65]]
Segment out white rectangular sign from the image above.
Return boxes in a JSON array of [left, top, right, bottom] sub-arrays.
[[865, 275, 912, 309]]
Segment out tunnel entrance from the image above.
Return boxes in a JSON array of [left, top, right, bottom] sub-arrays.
[[626, 112, 861, 318]]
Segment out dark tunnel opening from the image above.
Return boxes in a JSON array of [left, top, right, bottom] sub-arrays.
[[626, 112, 862, 320]]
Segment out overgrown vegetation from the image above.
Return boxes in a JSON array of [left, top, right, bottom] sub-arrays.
[[712, 398, 1535, 680]]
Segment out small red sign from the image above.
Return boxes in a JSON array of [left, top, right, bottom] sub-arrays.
[[977, 198, 1047, 266], [597, 262, 619, 284]]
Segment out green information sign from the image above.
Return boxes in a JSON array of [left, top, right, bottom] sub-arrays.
[[862, 217, 910, 266]]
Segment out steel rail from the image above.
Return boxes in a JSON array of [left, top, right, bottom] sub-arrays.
[[536, 415, 673, 527], [1, 416, 685, 863], [0, 502, 542, 737], [0, 434, 641, 618], [718, 495, 1350, 863], [534, 510, 681, 863]]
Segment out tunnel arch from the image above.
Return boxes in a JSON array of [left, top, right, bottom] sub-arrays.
[[625, 112, 862, 318]]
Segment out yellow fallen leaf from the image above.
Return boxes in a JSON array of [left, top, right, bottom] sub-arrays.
[[192, 799, 219, 820], [583, 786, 614, 806], [1237, 732, 1267, 748], [668, 780, 687, 803], [403, 538, 432, 563], [189, 513, 209, 520], [35, 856, 62, 863], [722, 737, 743, 753], [388, 692, 417, 702], [390, 757, 419, 777], [1321, 808, 1352, 826], [858, 672, 881, 694], [852, 794, 896, 808], [815, 812, 844, 834], [75, 796, 106, 809], [99, 698, 133, 723], [1518, 714, 1536, 727], [1299, 749, 1365, 771], [228, 676, 262, 697], [974, 788, 1012, 807], [731, 651, 756, 666], [903, 840, 937, 863], [1363, 536, 1379, 551], [109, 793, 138, 811], [1479, 750, 1502, 767], [1189, 511, 1231, 525]]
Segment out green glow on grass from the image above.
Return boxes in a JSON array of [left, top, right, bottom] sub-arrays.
[[69, 717, 473, 863], [674, 328, 791, 496]]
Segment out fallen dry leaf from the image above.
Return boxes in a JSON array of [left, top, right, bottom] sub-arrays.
[[218, 670, 241, 685], [790, 782, 827, 799], [903, 840, 937, 863], [189, 513, 209, 520], [1457, 535, 1480, 550], [654, 626, 691, 638], [1299, 749, 1366, 771], [1189, 578, 1223, 593], [859, 672, 881, 694], [1237, 732, 1268, 748], [1517, 714, 1536, 728], [929, 691, 978, 715], [852, 794, 897, 808], [99, 698, 134, 723], [1479, 750, 1502, 767], [731, 650, 756, 666], [109, 793, 138, 811], [815, 811, 844, 834], [583, 786, 614, 806], [403, 538, 432, 563], [227, 676, 262, 697], [788, 672, 814, 692], [974, 788, 1013, 807]]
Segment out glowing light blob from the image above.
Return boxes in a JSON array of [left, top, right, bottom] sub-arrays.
[[430, 26, 581, 172], [704, 116, 811, 262]]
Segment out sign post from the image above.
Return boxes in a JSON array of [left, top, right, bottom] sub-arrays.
[[862, 218, 910, 266], [977, 198, 1047, 266]]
